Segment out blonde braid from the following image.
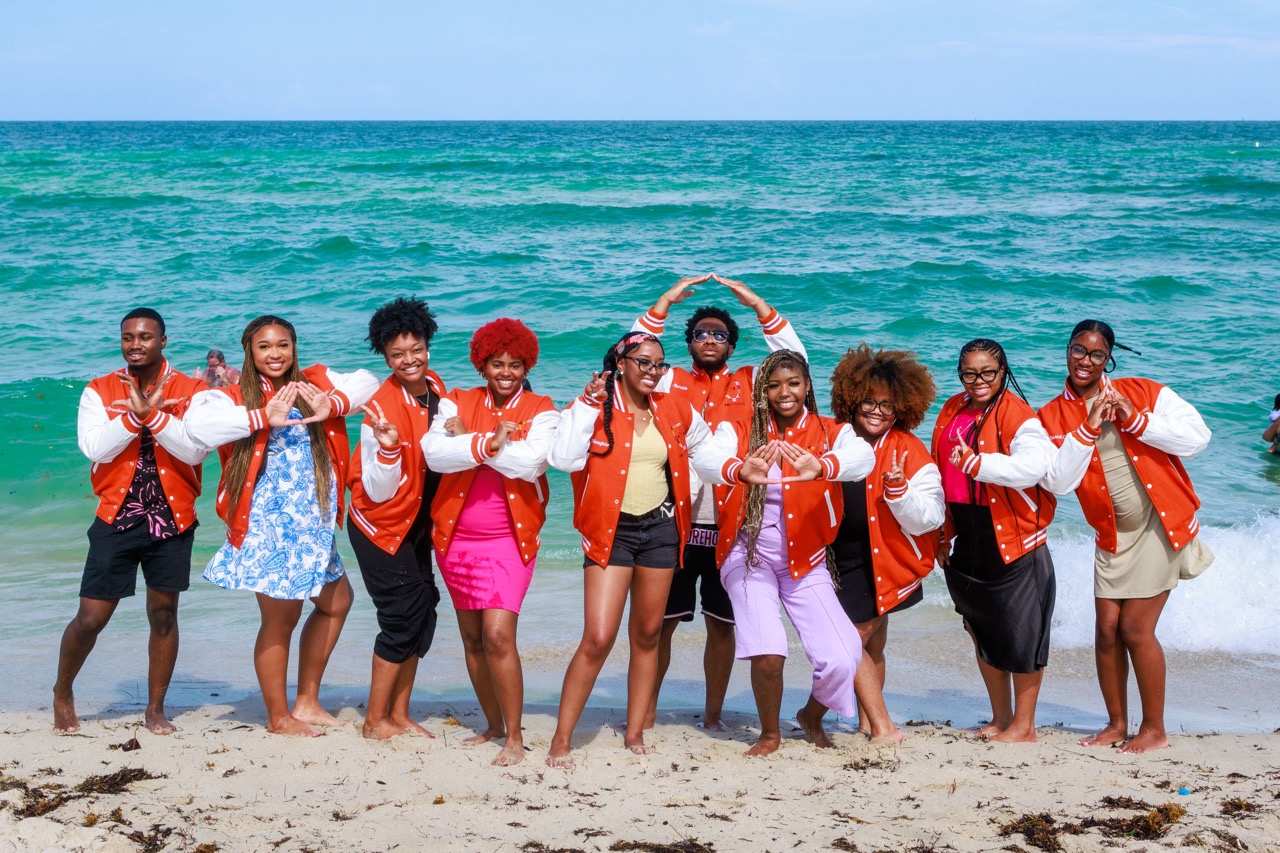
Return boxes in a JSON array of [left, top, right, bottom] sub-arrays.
[[741, 350, 798, 571]]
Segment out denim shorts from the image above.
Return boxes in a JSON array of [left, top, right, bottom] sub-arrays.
[[589, 503, 680, 570]]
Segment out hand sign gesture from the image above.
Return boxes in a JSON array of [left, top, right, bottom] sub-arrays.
[[1086, 388, 1116, 430], [265, 382, 303, 427], [1108, 391, 1135, 424], [443, 416, 466, 437], [949, 432, 973, 469], [489, 420, 518, 454], [711, 274, 765, 313], [737, 441, 782, 484], [361, 401, 400, 449], [882, 449, 907, 486], [293, 383, 333, 423], [778, 441, 822, 482], [114, 372, 179, 421], [584, 371, 607, 402], [657, 274, 713, 312]]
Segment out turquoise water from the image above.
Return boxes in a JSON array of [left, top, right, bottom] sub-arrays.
[[2, 122, 1278, 720]]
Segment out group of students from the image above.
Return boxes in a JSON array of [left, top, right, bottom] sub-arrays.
[[53, 274, 1214, 767]]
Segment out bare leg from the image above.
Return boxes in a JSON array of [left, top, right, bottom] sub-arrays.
[[363, 654, 409, 740], [645, 617, 681, 731], [702, 616, 735, 732], [1081, 598, 1129, 747], [796, 693, 833, 748], [480, 609, 527, 765], [387, 655, 435, 737], [968, 627, 1012, 736], [294, 575, 353, 727], [746, 654, 785, 756], [623, 566, 675, 754], [853, 616, 899, 741], [457, 609, 505, 744], [143, 588, 181, 734], [254, 594, 318, 736], [546, 563, 631, 768], [53, 597, 120, 732], [991, 670, 1042, 743], [1117, 592, 1171, 753]]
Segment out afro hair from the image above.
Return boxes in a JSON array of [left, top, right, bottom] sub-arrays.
[[830, 343, 937, 432], [367, 297, 438, 354], [469, 318, 539, 371]]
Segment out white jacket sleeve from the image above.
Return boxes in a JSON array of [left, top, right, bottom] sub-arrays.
[[359, 422, 404, 504], [1129, 386, 1211, 458], [488, 409, 558, 482], [973, 418, 1054, 488], [421, 397, 482, 475], [324, 368, 380, 415], [685, 412, 736, 486], [147, 407, 209, 466], [77, 385, 139, 464], [820, 423, 876, 482], [885, 462, 946, 536], [547, 397, 602, 473], [1041, 430, 1094, 495], [184, 389, 255, 451], [761, 310, 807, 362]]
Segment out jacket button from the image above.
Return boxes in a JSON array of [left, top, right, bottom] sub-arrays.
[[869, 516, 876, 522], [160, 469, 166, 474], [867, 484, 874, 490], [1000, 543, 1006, 549], [509, 494, 516, 499], [996, 524, 1002, 531], [620, 469, 626, 475]]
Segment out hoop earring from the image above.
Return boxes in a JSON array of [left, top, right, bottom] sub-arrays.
[[1104, 356, 1117, 374]]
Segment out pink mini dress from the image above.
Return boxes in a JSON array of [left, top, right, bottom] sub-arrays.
[[436, 466, 536, 613]]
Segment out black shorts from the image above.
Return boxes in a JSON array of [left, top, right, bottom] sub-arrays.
[[590, 504, 679, 570], [665, 525, 734, 624], [348, 516, 440, 664], [80, 518, 195, 600]]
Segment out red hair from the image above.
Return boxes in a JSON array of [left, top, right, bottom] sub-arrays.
[[469, 318, 539, 371]]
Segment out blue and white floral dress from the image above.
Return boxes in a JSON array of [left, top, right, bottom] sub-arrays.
[[204, 411, 344, 600]]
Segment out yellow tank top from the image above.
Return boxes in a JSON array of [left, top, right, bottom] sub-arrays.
[[620, 420, 670, 515]]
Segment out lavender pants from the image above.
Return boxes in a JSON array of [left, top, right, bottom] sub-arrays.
[[720, 488, 861, 717]]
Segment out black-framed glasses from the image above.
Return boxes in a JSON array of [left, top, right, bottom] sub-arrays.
[[958, 368, 1001, 385], [1067, 343, 1110, 366], [858, 398, 896, 416], [692, 329, 730, 343], [623, 356, 671, 375]]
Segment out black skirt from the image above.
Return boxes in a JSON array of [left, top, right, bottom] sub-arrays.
[[944, 502, 1055, 674], [833, 480, 925, 625]]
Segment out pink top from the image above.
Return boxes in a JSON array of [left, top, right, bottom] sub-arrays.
[[940, 407, 987, 505], [455, 465, 514, 537]]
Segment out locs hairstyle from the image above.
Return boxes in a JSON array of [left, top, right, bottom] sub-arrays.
[[591, 331, 663, 457]]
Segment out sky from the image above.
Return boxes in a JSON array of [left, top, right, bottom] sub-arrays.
[[1, 0, 1277, 120]]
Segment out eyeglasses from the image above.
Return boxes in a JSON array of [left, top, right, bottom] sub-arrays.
[[958, 368, 1001, 385], [1068, 343, 1110, 366], [623, 356, 671, 375], [692, 329, 730, 344], [858, 398, 896, 416]]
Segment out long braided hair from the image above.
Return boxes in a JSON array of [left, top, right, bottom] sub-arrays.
[[223, 315, 334, 518], [955, 338, 1030, 506], [590, 331, 663, 457], [742, 350, 822, 570]]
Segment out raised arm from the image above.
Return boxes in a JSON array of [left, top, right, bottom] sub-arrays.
[[1115, 386, 1211, 458], [77, 384, 139, 463], [184, 388, 258, 451], [956, 418, 1055, 489], [487, 404, 559, 482], [322, 367, 380, 416], [818, 422, 875, 482], [711, 274, 807, 362], [884, 458, 945, 537]]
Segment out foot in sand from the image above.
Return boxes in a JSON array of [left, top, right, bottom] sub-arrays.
[[267, 715, 325, 737], [464, 727, 505, 745], [1079, 723, 1128, 748], [493, 740, 525, 766], [1118, 727, 1170, 754], [145, 711, 177, 735], [53, 692, 79, 733], [391, 717, 438, 738], [362, 719, 410, 740], [795, 706, 833, 749], [626, 741, 655, 756], [698, 718, 731, 733], [545, 746, 574, 769], [869, 730, 904, 745], [972, 721, 1003, 738], [990, 725, 1037, 744], [292, 703, 347, 728], [745, 733, 781, 757]]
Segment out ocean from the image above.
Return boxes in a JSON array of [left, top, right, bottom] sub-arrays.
[[2, 122, 1278, 731]]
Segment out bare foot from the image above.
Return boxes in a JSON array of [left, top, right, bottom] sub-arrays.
[[362, 719, 409, 740], [267, 716, 325, 737], [745, 733, 781, 757], [144, 712, 177, 735], [990, 725, 1037, 744], [869, 730, 905, 745], [545, 747, 574, 770], [493, 740, 525, 766], [698, 718, 731, 733], [626, 741, 655, 755], [1079, 723, 1128, 748], [463, 727, 505, 745], [53, 692, 79, 733], [972, 721, 1002, 738], [391, 717, 439, 739], [795, 706, 833, 749], [1118, 728, 1170, 754], [292, 704, 347, 728]]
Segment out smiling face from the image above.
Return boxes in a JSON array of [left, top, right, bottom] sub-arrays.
[[618, 340, 666, 399], [250, 323, 296, 388], [120, 318, 166, 373], [383, 332, 429, 394], [766, 364, 810, 428], [688, 317, 734, 372], [482, 350, 528, 406], [853, 381, 896, 440], [1066, 330, 1110, 397], [959, 350, 1004, 408]]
